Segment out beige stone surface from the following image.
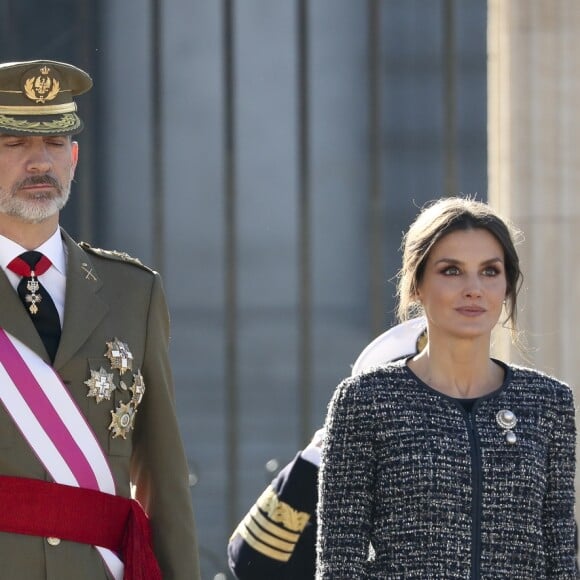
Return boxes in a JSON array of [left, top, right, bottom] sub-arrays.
[[488, 0, 580, 500]]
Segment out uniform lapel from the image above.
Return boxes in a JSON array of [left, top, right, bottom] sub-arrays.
[[53, 230, 108, 370], [0, 267, 48, 362]]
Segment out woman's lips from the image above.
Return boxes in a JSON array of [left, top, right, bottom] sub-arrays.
[[456, 306, 486, 316]]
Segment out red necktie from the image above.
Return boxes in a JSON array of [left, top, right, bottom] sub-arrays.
[[7, 251, 61, 363]]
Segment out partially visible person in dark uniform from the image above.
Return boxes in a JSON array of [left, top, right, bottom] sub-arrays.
[[227, 318, 427, 580]]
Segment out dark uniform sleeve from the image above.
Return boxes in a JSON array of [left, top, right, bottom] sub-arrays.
[[228, 453, 318, 580]]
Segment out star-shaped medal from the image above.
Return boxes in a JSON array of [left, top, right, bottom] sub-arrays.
[[105, 338, 134, 375], [130, 370, 145, 406], [84, 367, 116, 403], [109, 401, 137, 439]]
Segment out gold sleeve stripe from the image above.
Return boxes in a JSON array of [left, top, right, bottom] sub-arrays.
[[244, 506, 300, 549], [235, 524, 293, 562], [229, 505, 301, 545], [228, 484, 313, 563], [244, 514, 296, 552], [255, 486, 311, 533]]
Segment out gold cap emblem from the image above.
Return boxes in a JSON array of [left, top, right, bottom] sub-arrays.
[[23, 65, 61, 104]]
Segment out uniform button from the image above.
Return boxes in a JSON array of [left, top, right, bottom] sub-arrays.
[[46, 537, 61, 546]]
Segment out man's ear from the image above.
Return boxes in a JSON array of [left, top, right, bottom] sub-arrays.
[[70, 140, 79, 177]]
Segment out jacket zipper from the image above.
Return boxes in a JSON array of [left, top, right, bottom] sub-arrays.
[[465, 409, 482, 580]]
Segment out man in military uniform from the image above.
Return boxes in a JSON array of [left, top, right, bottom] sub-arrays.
[[227, 318, 426, 579], [0, 60, 200, 579]]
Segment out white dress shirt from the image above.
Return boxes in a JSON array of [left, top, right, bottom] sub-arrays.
[[0, 228, 67, 327]]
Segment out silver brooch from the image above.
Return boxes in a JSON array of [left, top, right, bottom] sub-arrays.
[[496, 409, 517, 444]]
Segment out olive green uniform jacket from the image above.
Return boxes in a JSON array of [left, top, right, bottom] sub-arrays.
[[0, 230, 200, 579]]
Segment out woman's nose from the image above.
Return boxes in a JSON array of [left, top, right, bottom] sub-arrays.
[[463, 275, 483, 298]]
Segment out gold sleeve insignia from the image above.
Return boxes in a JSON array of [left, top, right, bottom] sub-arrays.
[[257, 487, 311, 533], [231, 485, 311, 562]]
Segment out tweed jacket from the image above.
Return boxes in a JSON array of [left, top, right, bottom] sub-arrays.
[[316, 360, 577, 579], [0, 230, 200, 579]]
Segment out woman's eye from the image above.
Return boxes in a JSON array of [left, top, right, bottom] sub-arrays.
[[441, 266, 460, 276], [482, 267, 500, 276]]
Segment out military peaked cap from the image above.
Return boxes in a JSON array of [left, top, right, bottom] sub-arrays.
[[0, 60, 92, 136]]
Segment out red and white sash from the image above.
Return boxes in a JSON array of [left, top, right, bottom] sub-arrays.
[[0, 329, 123, 579]]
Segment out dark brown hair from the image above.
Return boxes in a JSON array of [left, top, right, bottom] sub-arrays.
[[397, 197, 523, 336]]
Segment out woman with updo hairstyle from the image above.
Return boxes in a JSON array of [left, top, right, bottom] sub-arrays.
[[316, 197, 577, 579]]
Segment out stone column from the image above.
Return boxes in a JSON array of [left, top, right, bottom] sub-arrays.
[[488, 0, 580, 495], [488, 0, 580, 382]]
